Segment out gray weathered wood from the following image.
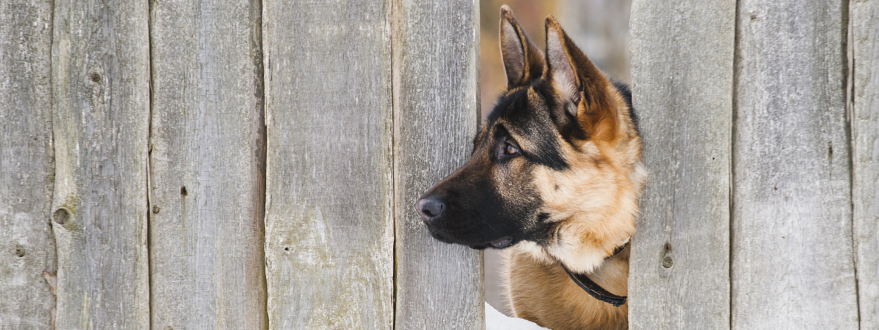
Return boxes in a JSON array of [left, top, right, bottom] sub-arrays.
[[262, 0, 394, 328], [0, 1, 56, 328], [50, 0, 151, 328], [851, 0, 879, 328], [148, 0, 267, 328], [628, 0, 735, 329], [558, 0, 633, 83], [392, 0, 483, 328], [732, 0, 859, 328]]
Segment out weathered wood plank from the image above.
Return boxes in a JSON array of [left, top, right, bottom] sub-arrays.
[[628, 0, 735, 328], [50, 0, 151, 328], [148, 0, 267, 328], [732, 0, 859, 328], [392, 0, 483, 328], [0, 1, 56, 328], [262, 0, 394, 328], [557, 0, 633, 83], [851, 0, 879, 328]]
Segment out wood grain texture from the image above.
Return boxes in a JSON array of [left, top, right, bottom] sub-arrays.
[[0, 0, 56, 328], [851, 0, 879, 328], [50, 0, 151, 328], [149, 0, 267, 328], [392, 0, 483, 328], [262, 0, 394, 328], [628, 0, 735, 329], [732, 0, 859, 328], [557, 0, 633, 83]]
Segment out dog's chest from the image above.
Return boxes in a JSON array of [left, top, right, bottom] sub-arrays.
[[504, 249, 629, 330]]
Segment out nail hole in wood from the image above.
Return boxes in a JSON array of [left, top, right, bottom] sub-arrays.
[[89, 72, 101, 83], [662, 256, 674, 268], [664, 243, 671, 252], [153, 205, 160, 214], [14, 247, 25, 258], [53, 208, 70, 225], [284, 247, 290, 252], [180, 186, 188, 196]]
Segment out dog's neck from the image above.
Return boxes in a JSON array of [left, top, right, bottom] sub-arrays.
[[561, 242, 629, 306], [562, 246, 626, 307], [506, 243, 631, 330]]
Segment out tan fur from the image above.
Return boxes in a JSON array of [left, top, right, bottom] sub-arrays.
[[481, 8, 646, 329], [504, 246, 630, 330], [503, 54, 645, 330]]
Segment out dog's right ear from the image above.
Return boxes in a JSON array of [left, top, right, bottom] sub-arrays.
[[500, 5, 545, 88]]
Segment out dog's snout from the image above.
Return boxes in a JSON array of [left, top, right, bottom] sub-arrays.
[[416, 196, 445, 222]]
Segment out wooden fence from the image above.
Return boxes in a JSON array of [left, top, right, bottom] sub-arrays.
[[1, 0, 480, 328], [2, 0, 877, 329], [629, 0, 878, 329]]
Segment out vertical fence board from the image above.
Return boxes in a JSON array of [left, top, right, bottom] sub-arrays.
[[629, 0, 735, 329], [50, 0, 151, 328], [0, 0, 56, 328], [732, 0, 859, 328], [149, 0, 267, 328], [852, 0, 879, 327], [262, 0, 394, 328], [392, 0, 482, 328]]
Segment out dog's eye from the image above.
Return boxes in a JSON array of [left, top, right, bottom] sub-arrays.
[[504, 143, 520, 156]]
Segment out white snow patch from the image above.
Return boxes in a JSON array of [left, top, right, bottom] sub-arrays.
[[486, 302, 549, 330]]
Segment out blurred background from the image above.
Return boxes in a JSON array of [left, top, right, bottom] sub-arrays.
[[479, 0, 633, 315]]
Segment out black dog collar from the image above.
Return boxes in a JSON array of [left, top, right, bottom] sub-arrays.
[[560, 243, 628, 307]]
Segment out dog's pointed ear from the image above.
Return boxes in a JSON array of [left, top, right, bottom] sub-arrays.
[[500, 5, 545, 88], [545, 15, 617, 141]]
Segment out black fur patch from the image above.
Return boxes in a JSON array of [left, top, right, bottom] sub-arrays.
[[485, 87, 569, 171], [612, 81, 639, 134]]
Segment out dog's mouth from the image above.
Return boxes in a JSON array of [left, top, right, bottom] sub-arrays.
[[425, 221, 518, 250], [468, 236, 514, 250]]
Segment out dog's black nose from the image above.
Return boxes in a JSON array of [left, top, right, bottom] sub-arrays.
[[416, 196, 445, 222]]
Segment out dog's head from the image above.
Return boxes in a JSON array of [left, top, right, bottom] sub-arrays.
[[416, 6, 645, 273]]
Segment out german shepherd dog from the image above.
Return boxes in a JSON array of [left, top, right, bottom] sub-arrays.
[[416, 6, 645, 330]]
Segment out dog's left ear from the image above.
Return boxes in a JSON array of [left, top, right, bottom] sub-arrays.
[[545, 16, 617, 141]]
